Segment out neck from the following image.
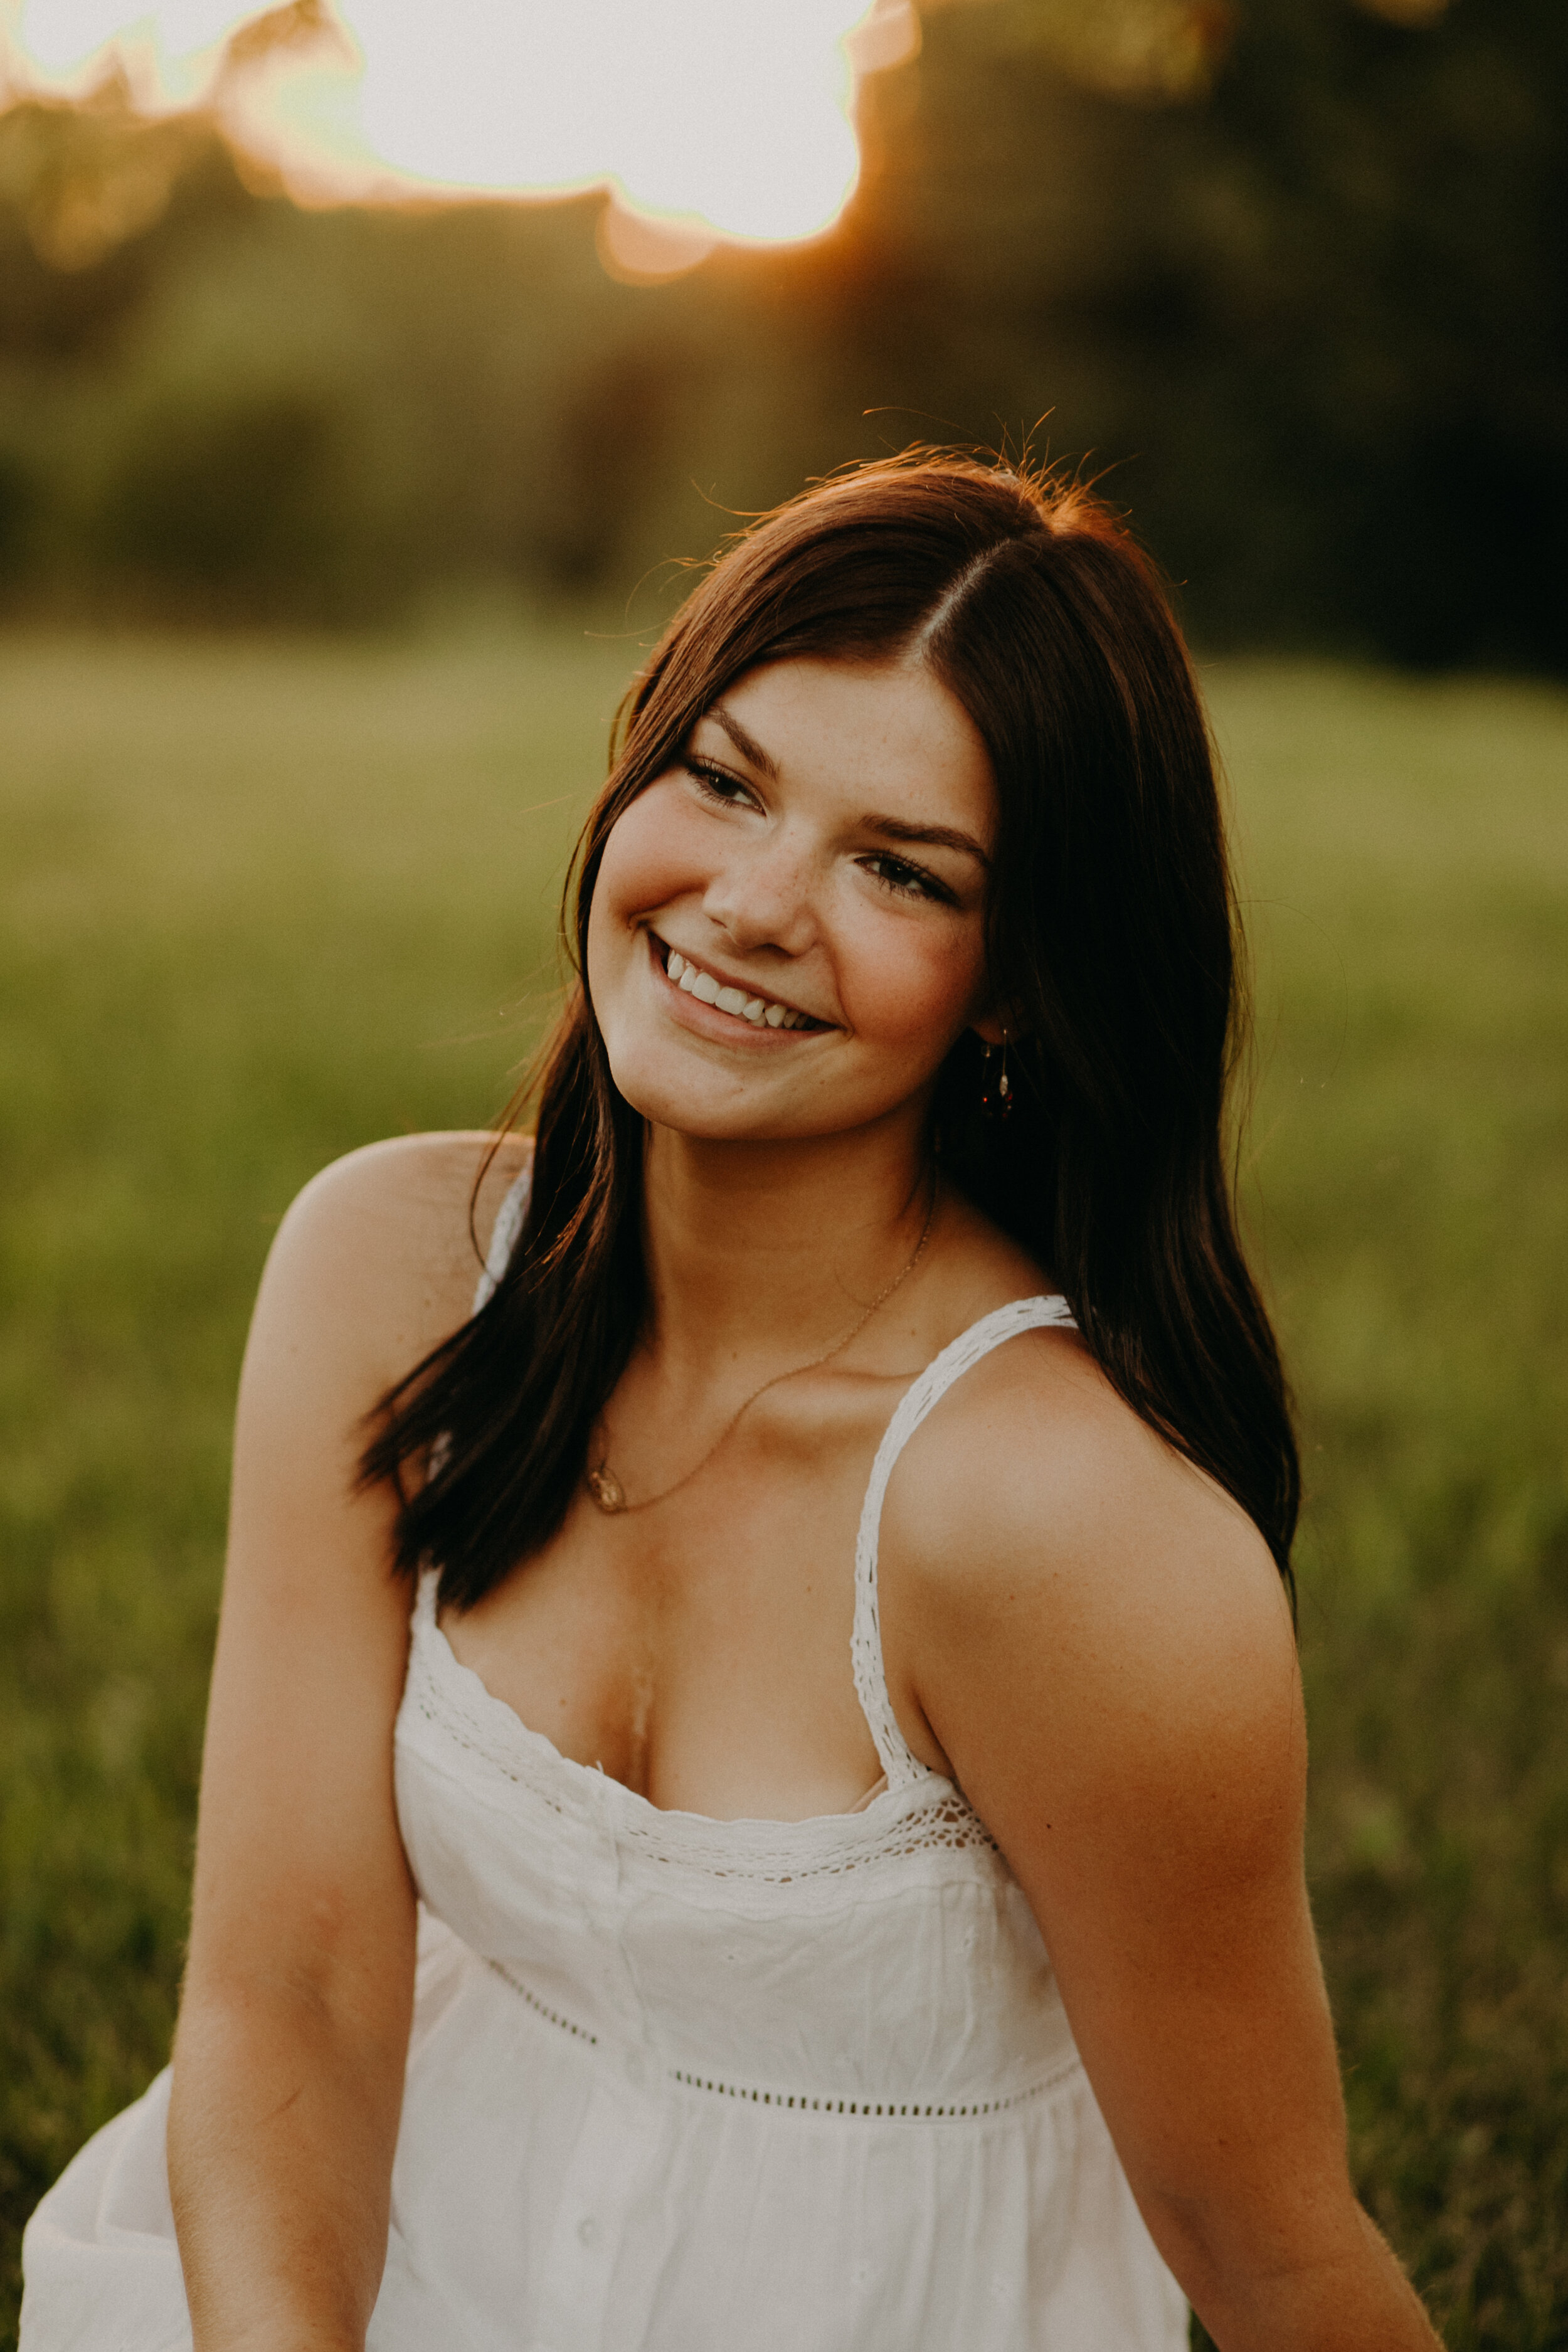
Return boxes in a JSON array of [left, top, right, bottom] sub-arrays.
[[638, 1111, 934, 1382]]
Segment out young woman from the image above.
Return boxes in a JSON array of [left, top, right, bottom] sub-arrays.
[[23, 455, 1441, 2351]]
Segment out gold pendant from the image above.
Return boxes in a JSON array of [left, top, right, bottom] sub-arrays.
[[586, 1466, 626, 1513]]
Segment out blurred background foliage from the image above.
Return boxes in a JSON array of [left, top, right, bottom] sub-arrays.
[[0, 0, 1564, 664]]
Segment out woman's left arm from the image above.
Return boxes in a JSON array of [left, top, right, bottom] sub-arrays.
[[884, 1343, 1443, 2352]]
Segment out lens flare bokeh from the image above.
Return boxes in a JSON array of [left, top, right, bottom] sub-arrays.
[[0, 0, 919, 258]]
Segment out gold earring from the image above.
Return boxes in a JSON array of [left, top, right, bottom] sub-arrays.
[[980, 1028, 1012, 1122]]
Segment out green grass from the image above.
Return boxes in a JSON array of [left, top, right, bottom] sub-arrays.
[[1, 635, 1564, 2348], [1212, 668, 1568, 2347]]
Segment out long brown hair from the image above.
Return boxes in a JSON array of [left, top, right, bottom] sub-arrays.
[[361, 454, 1300, 1611]]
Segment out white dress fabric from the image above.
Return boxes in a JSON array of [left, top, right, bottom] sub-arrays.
[[22, 1174, 1189, 2350]]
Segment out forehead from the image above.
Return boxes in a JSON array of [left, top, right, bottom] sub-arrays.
[[699, 657, 997, 837]]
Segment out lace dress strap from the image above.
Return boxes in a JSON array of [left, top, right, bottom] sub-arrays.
[[850, 1294, 1079, 1789], [474, 1158, 533, 1313]]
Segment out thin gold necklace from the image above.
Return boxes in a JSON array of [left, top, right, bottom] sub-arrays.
[[584, 1174, 940, 1516]]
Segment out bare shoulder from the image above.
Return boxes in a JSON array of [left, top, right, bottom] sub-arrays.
[[219, 1128, 532, 1660], [885, 1323, 1290, 1657], [258, 1129, 533, 1392], [188, 1130, 531, 2032], [880, 1325, 1301, 1859]]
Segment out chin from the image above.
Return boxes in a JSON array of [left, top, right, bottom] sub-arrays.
[[607, 1069, 794, 1142], [606, 1057, 916, 1151], [601, 1039, 759, 1136]]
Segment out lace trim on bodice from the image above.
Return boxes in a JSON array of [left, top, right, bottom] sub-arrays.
[[851, 1293, 1078, 1788], [407, 1571, 999, 1882]]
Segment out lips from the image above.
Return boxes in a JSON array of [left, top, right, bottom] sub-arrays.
[[653, 935, 827, 1032]]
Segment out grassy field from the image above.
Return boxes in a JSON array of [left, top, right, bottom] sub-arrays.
[[1, 632, 1564, 2348]]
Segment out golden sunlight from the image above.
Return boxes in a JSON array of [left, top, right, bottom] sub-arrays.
[[1, 0, 919, 261]]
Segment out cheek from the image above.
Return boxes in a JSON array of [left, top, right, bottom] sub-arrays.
[[594, 784, 702, 924], [836, 907, 988, 1057]]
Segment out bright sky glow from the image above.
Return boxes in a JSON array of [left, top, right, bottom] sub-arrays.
[[0, 0, 918, 257]]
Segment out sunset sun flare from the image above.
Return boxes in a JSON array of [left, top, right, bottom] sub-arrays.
[[1, 0, 918, 261]]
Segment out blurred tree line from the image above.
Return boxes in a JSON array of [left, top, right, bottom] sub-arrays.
[[0, 0, 1562, 667]]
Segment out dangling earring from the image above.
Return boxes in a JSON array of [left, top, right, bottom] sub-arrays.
[[980, 1028, 1012, 1122]]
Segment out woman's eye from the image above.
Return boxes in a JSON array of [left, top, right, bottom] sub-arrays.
[[684, 758, 755, 807], [861, 854, 952, 904]]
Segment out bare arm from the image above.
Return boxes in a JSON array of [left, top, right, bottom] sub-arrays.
[[883, 1334, 1442, 2352], [167, 1133, 524, 2352]]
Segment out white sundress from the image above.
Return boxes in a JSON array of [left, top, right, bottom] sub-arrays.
[[22, 1174, 1189, 2351]]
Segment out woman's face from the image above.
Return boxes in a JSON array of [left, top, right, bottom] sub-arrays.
[[586, 655, 1000, 1143]]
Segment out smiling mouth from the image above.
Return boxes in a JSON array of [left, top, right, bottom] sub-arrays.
[[653, 935, 828, 1032]]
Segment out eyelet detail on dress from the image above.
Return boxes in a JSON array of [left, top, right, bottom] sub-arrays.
[[479, 1946, 1086, 2126], [664, 2058, 1083, 2122], [485, 1961, 599, 2045]]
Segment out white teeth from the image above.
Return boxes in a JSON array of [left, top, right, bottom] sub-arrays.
[[661, 943, 812, 1032]]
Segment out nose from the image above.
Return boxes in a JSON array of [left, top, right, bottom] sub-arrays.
[[701, 822, 821, 960]]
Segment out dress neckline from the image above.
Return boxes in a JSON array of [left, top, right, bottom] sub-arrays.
[[418, 1279, 1077, 1833], [418, 1584, 928, 1831]]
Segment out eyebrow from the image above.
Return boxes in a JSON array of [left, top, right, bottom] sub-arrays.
[[862, 813, 992, 868], [707, 704, 778, 778], [701, 703, 991, 869]]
